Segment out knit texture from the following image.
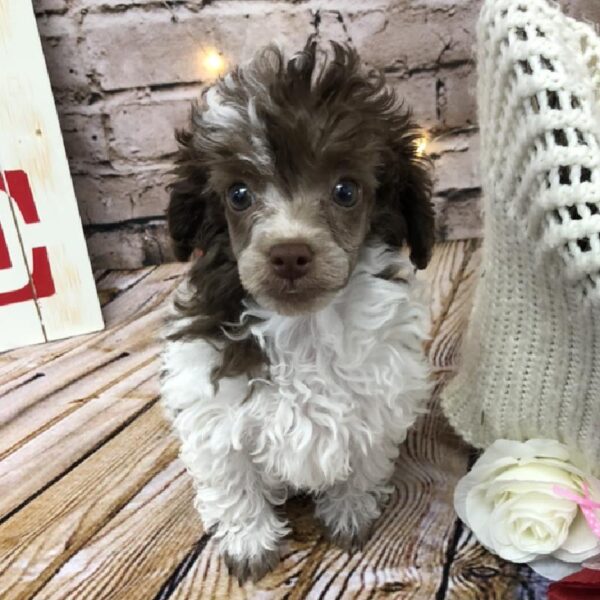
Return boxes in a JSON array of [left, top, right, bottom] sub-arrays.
[[442, 0, 600, 475]]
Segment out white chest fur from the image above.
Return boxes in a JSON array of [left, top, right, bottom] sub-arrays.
[[161, 245, 432, 493]]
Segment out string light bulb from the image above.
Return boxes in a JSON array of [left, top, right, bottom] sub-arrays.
[[416, 135, 429, 157], [199, 48, 227, 80]]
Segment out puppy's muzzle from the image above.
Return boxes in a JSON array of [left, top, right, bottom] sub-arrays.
[[269, 243, 313, 281]]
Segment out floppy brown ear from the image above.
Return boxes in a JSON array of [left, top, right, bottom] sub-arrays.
[[167, 129, 222, 261], [373, 131, 435, 270], [399, 151, 435, 269]]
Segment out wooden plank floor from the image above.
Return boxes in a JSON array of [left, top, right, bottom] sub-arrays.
[[0, 242, 550, 600]]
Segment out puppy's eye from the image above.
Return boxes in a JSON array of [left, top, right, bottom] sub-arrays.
[[227, 183, 254, 211], [332, 179, 359, 207]]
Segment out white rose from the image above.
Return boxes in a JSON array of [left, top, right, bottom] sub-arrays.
[[455, 439, 600, 579]]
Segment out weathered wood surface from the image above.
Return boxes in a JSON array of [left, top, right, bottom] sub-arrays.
[[0, 0, 103, 350], [0, 243, 549, 599]]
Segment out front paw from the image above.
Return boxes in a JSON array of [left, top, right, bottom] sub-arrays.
[[223, 547, 280, 584], [315, 488, 382, 554], [323, 520, 375, 553], [218, 514, 288, 585]]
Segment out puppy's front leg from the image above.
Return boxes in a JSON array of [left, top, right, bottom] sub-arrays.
[[315, 482, 384, 552], [162, 340, 288, 583], [191, 448, 289, 584], [315, 454, 394, 552]]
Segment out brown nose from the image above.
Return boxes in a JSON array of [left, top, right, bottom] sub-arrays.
[[269, 243, 313, 280]]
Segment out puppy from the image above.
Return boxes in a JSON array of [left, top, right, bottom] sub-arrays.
[[161, 41, 434, 583]]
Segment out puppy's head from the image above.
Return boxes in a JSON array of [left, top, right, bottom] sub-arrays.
[[169, 42, 433, 316]]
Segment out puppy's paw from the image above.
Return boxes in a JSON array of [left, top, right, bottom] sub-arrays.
[[323, 520, 374, 553], [315, 487, 383, 554], [223, 547, 280, 585], [217, 510, 289, 585]]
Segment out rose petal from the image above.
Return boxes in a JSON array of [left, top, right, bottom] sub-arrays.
[[454, 472, 473, 524], [520, 439, 572, 460], [462, 441, 585, 495], [535, 457, 591, 482], [495, 464, 580, 487], [487, 439, 571, 464], [460, 486, 497, 549], [457, 456, 520, 499], [485, 479, 574, 499], [505, 492, 573, 555], [487, 500, 539, 562], [528, 556, 582, 581], [553, 511, 600, 562]]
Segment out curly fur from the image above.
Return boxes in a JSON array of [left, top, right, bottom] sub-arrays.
[[166, 41, 433, 380], [162, 247, 432, 575], [161, 41, 434, 583]]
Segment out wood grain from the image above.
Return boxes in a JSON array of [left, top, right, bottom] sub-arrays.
[[419, 240, 476, 330], [0, 245, 549, 599], [0, 263, 182, 387], [0, 404, 176, 600], [37, 460, 204, 600], [96, 266, 157, 307], [427, 240, 481, 371], [0, 347, 158, 457], [0, 359, 159, 519], [0, 266, 179, 519], [0, 264, 181, 427]]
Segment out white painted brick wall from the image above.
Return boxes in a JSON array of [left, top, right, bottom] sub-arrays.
[[33, 0, 596, 267]]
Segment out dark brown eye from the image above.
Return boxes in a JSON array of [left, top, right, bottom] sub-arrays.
[[332, 179, 359, 207], [227, 183, 254, 211]]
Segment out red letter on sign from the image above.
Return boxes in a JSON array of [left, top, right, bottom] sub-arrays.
[[0, 170, 56, 306]]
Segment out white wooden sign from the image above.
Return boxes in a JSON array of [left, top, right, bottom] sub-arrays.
[[0, 0, 103, 352]]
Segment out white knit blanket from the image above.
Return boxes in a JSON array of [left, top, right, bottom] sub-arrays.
[[482, 0, 600, 298], [443, 0, 600, 475]]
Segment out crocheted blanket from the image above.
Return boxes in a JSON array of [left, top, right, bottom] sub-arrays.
[[442, 0, 600, 474], [482, 0, 600, 299]]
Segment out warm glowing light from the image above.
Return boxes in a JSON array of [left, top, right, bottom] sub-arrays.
[[200, 48, 227, 79], [416, 135, 429, 157]]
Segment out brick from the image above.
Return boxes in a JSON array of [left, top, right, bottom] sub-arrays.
[[428, 132, 474, 155], [435, 191, 483, 241], [80, 0, 232, 9], [109, 99, 193, 160], [37, 17, 92, 98], [80, 0, 170, 7], [60, 113, 110, 163], [33, 0, 488, 268], [316, 9, 353, 45], [83, 6, 315, 91], [433, 134, 481, 193], [73, 168, 170, 225], [78, 0, 387, 10], [344, 2, 479, 72], [439, 64, 477, 128], [34, 0, 68, 13], [411, 0, 479, 9], [391, 73, 438, 128], [85, 222, 175, 269]]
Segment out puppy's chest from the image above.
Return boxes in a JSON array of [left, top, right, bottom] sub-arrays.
[[243, 309, 404, 487], [254, 307, 390, 412]]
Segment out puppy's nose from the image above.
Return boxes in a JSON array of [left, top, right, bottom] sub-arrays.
[[269, 243, 313, 280]]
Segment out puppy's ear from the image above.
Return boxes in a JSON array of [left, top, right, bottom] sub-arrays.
[[167, 129, 221, 261], [373, 128, 435, 270]]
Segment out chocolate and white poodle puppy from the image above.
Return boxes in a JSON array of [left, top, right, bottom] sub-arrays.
[[161, 40, 434, 583]]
